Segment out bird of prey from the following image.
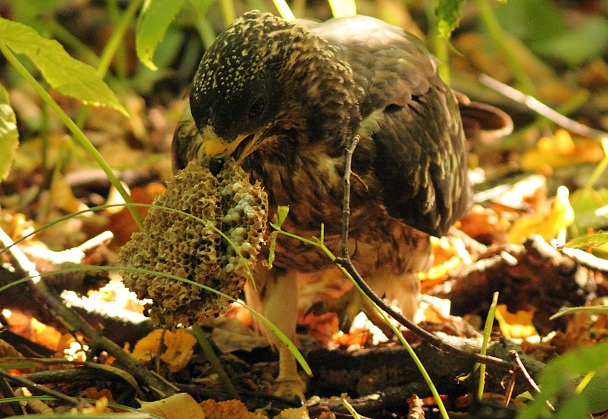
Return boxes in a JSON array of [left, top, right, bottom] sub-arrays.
[[172, 10, 498, 398]]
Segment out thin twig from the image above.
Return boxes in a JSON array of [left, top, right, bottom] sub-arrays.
[[510, 350, 555, 412], [336, 139, 512, 370], [479, 74, 608, 139], [504, 370, 515, 407], [0, 368, 81, 407], [340, 135, 360, 258], [0, 373, 24, 415], [509, 350, 542, 394], [0, 227, 178, 401]]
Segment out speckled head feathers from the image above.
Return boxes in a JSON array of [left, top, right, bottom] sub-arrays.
[[192, 11, 296, 100], [190, 12, 304, 135], [188, 10, 359, 147]]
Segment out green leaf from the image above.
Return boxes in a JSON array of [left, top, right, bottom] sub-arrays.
[[276, 205, 290, 227], [435, 0, 466, 38], [495, 0, 565, 43], [327, 0, 356, 18], [0, 83, 18, 181], [516, 340, 608, 419], [551, 305, 608, 320], [136, 0, 186, 70], [9, 0, 64, 34], [564, 232, 608, 250], [189, 0, 216, 18], [578, 369, 608, 414], [0, 18, 127, 116], [569, 188, 608, 233], [593, 247, 608, 259], [267, 206, 289, 269], [531, 16, 608, 66]]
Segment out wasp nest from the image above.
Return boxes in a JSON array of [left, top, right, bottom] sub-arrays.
[[120, 158, 267, 327]]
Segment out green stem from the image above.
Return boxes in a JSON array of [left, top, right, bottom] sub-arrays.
[[40, 103, 50, 175], [197, 19, 217, 49], [191, 322, 239, 400], [97, 0, 143, 78], [342, 399, 362, 419], [477, 292, 499, 400], [219, 0, 236, 27], [273, 0, 295, 20], [435, 34, 450, 84], [107, 0, 128, 82], [72, 0, 142, 129], [474, 0, 535, 94], [274, 227, 450, 419], [332, 248, 449, 419], [584, 138, 608, 190], [0, 42, 144, 230]]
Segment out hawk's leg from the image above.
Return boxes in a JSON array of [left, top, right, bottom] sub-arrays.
[[244, 266, 306, 400], [307, 266, 422, 337], [308, 285, 393, 335], [308, 226, 429, 335]]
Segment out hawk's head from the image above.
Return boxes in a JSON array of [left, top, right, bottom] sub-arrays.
[[181, 11, 360, 173]]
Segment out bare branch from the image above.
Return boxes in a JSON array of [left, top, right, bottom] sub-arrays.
[[479, 74, 608, 139], [338, 138, 512, 371]]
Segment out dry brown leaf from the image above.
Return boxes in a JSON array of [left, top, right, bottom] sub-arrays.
[[14, 388, 53, 414], [459, 205, 510, 244], [407, 394, 425, 418], [418, 296, 452, 324], [209, 318, 269, 353], [108, 182, 165, 249], [3, 311, 63, 351], [199, 399, 268, 419], [84, 388, 115, 403], [550, 298, 608, 352], [420, 236, 471, 282], [0, 339, 23, 358]]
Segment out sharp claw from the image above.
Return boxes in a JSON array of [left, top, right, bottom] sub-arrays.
[[338, 310, 353, 333], [272, 378, 306, 403], [289, 394, 304, 406], [305, 301, 324, 317], [307, 290, 361, 332]]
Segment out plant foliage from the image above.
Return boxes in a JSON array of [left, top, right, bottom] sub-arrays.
[[0, 84, 18, 181], [0, 18, 127, 115]]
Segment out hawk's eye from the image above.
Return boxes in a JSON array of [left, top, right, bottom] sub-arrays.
[[248, 98, 265, 120]]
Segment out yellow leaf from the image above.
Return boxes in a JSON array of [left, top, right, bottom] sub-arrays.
[[274, 406, 309, 419], [509, 186, 574, 243], [140, 393, 204, 419], [132, 329, 196, 373], [522, 129, 604, 171], [495, 305, 538, 339]]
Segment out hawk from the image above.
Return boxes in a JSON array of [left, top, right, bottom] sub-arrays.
[[172, 10, 504, 398]]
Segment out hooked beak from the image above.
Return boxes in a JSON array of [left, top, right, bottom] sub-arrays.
[[201, 126, 257, 164]]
